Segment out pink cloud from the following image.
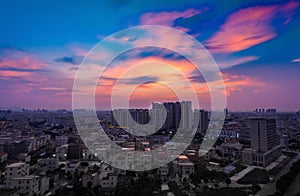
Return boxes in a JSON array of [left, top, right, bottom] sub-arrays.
[[215, 56, 259, 69], [206, 1, 299, 53], [292, 58, 300, 63], [223, 73, 264, 95], [140, 8, 200, 27], [0, 51, 45, 70], [0, 49, 76, 109], [0, 49, 47, 79]]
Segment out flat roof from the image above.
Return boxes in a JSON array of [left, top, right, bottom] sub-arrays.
[[11, 175, 39, 180], [176, 162, 194, 166], [6, 162, 26, 168]]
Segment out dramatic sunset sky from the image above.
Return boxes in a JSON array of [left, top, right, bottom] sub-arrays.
[[0, 0, 300, 111]]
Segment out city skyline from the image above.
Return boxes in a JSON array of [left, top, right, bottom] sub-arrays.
[[1, 0, 300, 111]]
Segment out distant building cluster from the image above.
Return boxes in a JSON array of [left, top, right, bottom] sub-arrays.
[[254, 108, 277, 113], [111, 101, 208, 131]]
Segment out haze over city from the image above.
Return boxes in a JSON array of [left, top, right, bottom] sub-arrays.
[[1, 0, 300, 111]]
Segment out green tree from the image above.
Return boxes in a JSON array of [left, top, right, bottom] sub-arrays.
[[225, 178, 231, 187]]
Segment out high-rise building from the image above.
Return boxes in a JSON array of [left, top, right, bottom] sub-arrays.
[[242, 118, 281, 167], [193, 109, 209, 131], [111, 109, 150, 128], [151, 103, 166, 129], [111, 101, 192, 130], [162, 102, 176, 129], [224, 108, 228, 116], [129, 109, 150, 125], [180, 101, 192, 129], [250, 118, 278, 152], [266, 109, 277, 113], [160, 101, 192, 130], [111, 109, 127, 127]]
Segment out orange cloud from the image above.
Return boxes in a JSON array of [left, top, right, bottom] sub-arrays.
[[206, 1, 299, 53], [129, 82, 179, 108], [95, 56, 197, 96]]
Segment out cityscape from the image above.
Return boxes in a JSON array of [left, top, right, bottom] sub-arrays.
[[1, 0, 300, 196], [1, 105, 300, 195]]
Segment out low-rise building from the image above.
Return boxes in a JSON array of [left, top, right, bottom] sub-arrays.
[[82, 171, 118, 189], [242, 145, 282, 167], [173, 155, 194, 177], [36, 157, 58, 172], [5, 162, 29, 184], [8, 175, 39, 196], [100, 172, 118, 189]]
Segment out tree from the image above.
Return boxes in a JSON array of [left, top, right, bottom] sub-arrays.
[[80, 161, 89, 167], [59, 163, 66, 168], [203, 178, 209, 184], [225, 178, 231, 187], [87, 181, 93, 189]]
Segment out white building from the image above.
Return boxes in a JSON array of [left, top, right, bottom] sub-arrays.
[[5, 162, 41, 196], [180, 101, 192, 129], [30, 135, 50, 151], [242, 145, 282, 167], [173, 155, 194, 177], [8, 176, 39, 196], [5, 162, 29, 184], [150, 105, 166, 129]]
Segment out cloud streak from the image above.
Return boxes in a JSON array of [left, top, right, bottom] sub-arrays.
[[292, 58, 300, 63], [140, 8, 202, 32], [55, 56, 82, 65], [206, 1, 299, 53]]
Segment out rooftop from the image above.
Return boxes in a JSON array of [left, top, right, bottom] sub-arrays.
[[6, 162, 26, 168]]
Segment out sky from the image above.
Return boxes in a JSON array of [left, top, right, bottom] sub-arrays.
[[0, 0, 300, 111]]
